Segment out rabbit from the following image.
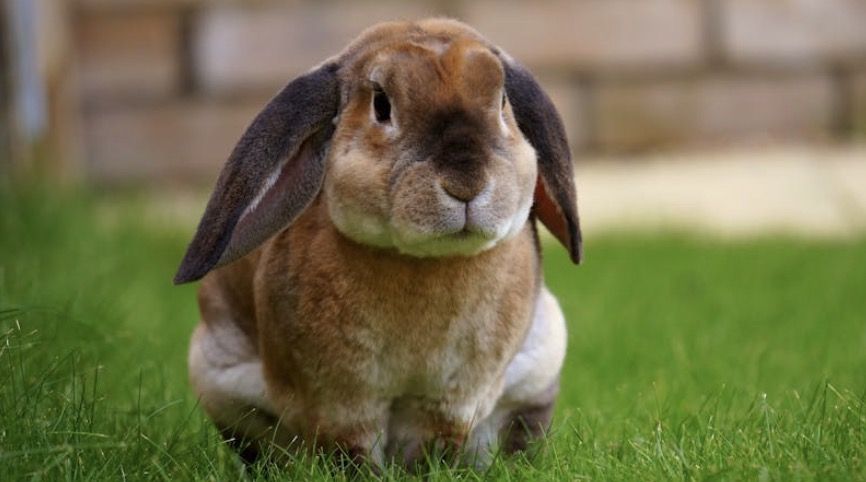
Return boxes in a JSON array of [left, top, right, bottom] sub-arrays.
[[174, 18, 582, 471]]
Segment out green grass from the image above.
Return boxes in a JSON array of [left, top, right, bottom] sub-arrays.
[[1, 183, 865, 481]]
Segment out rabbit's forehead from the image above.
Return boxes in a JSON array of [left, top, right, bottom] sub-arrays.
[[360, 40, 504, 103]]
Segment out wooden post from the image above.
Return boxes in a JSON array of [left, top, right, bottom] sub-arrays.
[[1, 0, 81, 182], [0, 0, 13, 171]]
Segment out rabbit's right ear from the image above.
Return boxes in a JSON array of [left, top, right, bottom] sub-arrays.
[[503, 60, 583, 265], [174, 63, 340, 284]]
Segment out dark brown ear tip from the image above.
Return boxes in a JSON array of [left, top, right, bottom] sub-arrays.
[[573, 244, 584, 265], [570, 226, 583, 265], [173, 271, 195, 285], [568, 239, 583, 265], [173, 259, 208, 285], [172, 273, 193, 285]]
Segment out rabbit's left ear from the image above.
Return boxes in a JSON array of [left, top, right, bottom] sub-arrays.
[[174, 63, 341, 284], [504, 60, 583, 264]]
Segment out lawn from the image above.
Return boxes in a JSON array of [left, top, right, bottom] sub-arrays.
[[1, 184, 864, 481]]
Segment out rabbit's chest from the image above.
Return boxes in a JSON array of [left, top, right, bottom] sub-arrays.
[[261, 220, 538, 404], [351, 297, 529, 398]]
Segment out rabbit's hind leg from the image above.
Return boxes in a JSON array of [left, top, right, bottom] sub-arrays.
[[188, 322, 295, 465], [497, 286, 567, 453]]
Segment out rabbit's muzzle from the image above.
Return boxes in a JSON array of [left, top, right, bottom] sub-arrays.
[[385, 154, 532, 258]]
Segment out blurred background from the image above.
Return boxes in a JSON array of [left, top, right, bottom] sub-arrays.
[[2, 0, 865, 236], [3, 3, 865, 478]]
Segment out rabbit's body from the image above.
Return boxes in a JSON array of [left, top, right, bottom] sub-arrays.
[[190, 200, 566, 465], [178, 18, 580, 469]]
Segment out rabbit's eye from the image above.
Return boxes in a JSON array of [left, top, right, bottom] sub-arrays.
[[373, 89, 391, 123]]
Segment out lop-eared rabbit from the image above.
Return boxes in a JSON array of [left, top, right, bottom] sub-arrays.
[[175, 18, 582, 470]]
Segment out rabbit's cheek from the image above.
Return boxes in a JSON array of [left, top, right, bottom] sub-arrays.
[[324, 152, 393, 248], [463, 182, 519, 241], [493, 148, 537, 240], [389, 165, 528, 258]]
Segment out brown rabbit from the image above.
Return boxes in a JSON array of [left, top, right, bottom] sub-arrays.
[[175, 18, 582, 470]]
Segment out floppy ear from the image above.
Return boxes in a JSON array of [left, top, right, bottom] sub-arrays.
[[503, 60, 583, 264], [174, 63, 341, 284]]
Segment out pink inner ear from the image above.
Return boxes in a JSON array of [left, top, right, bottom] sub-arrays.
[[533, 177, 571, 252]]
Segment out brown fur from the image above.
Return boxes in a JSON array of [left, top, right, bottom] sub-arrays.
[[179, 18, 581, 470], [256, 199, 537, 436]]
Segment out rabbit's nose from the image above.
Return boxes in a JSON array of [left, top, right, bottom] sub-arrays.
[[440, 176, 487, 203]]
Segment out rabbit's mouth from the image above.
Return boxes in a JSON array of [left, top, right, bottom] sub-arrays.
[[325, 170, 536, 258], [388, 199, 530, 258], [392, 228, 501, 258]]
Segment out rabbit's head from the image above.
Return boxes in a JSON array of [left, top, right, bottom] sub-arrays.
[[175, 18, 581, 284]]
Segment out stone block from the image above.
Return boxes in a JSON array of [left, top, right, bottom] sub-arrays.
[[75, 9, 181, 103], [722, 0, 866, 65], [83, 97, 267, 184], [73, 0, 196, 10], [83, 85, 588, 185], [193, 1, 440, 94], [594, 73, 835, 152], [462, 0, 703, 72]]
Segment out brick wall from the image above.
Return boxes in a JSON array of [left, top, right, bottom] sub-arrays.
[[66, 0, 866, 185]]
